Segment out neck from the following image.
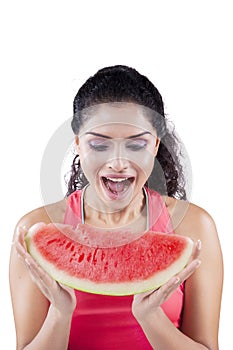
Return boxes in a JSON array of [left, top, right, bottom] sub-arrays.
[[83, 186, 146, 230]]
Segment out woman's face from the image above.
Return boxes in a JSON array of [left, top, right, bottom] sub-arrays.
[[76, 103, 160, 211]]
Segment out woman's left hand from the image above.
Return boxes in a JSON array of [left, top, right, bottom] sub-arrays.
[[132, 240, 201, 322]]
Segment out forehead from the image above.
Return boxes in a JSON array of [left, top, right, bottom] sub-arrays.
[[79, 102, 156, 136]]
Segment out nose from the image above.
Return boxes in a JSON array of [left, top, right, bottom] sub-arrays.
[[105, 141, 129, 171], [106, 157, 129, 171]]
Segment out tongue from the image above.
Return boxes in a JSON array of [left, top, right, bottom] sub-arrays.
[[107, 179, 130, 193]]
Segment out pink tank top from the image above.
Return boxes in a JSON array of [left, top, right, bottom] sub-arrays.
[[64, 187, 184, 349]]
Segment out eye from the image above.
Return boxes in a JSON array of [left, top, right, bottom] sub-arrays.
[[88, 139, 110, 152], [126, 139, 148, 151]]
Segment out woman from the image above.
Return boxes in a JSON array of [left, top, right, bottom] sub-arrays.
[[10, 65, 223, 349]]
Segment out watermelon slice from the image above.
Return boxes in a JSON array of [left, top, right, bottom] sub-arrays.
[[25, 222, 193, 296]]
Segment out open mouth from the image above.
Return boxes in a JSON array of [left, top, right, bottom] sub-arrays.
[[101, 176, 135, 198]]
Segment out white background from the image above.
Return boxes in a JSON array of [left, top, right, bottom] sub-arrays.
[[1, 1, 232, 348]]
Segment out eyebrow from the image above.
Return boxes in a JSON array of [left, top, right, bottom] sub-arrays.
[[84, 131, 152, 139]]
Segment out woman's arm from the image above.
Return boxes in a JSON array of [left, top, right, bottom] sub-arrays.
[[180, 205, 223, 349], [132, 204, 223, 350], [9, 206, 76, 350]]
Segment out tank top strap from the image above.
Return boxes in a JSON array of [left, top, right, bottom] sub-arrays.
[[64, 187, 174, 234], [63, 190, 83, 228], [145, 187, 174, 234]]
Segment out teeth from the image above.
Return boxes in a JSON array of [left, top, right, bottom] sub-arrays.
[[106, 177, 128, 182]]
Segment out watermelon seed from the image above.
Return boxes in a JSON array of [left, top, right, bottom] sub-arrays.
[[125, 256, 132, 261], [65, 242, 72, 249], [92, 249, 99, 265], [78, 253, 85, 262], [58, 239, 66, 247], [104, 262, 108, 272], [47, 239, 57, 245], [87, 253, 92, 262]]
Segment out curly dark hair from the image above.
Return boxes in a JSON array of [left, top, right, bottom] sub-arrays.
[[66, 65, 187, 199]]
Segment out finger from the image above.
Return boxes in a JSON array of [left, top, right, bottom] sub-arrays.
[[14, 227, 34, 264], [60, 284, 75, 295], [24, 257, 59, 301], [15, 226, 28, 244], [13, 227, 28, 258], [15, 240, 53, 287], [25, 256, 54, 287], [15, 233, 57, 288], [154, 276, 181, 301], [176, 259, 201, 284], [194, 240, 202, 258], [27, 257, 63, 297], [14, 239, 31, 262], [143, 258, 200, 304], [189, 240, 201, 262], [133, 289, 156, 304], [144, 276, 181, 306]]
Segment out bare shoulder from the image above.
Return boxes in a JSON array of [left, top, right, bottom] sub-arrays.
[[163, 196, 223, 348], [163, 195, 219, 243], [14, 198, 67, 237]]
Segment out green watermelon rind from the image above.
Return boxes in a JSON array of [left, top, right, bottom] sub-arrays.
[[25, 222, 193, 296]]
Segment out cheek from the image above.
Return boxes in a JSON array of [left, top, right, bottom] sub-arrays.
[[79, 150, 106, 180], [135, 152, 155, 179]]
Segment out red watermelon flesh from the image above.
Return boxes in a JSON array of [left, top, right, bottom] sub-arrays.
[[25, 222, 193, 296]]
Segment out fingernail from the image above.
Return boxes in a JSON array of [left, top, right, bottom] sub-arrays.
[[174, 277, 181, 285], [25, 258, 31, 267], [197, 240, 202, 250], [195, 259, 201, 268]]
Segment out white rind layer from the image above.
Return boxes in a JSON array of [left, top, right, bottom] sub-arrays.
[[25, 223, 193, 296]]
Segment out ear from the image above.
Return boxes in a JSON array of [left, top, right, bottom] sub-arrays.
[[154, 138, 160, 157], [74, 136, 80, 153]]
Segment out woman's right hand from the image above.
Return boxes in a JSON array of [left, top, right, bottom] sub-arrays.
[[14, 226, 77, 316]]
